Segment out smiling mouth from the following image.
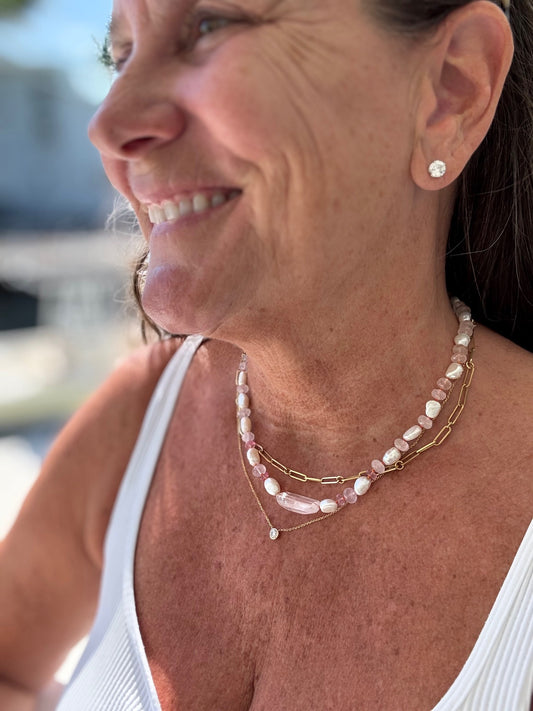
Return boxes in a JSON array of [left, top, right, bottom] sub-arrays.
[[143, 188, 241, 226]]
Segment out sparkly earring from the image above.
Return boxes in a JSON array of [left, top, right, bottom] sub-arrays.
[[428, 160, 447, 178]]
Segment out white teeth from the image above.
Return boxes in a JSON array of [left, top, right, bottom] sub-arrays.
[[193, 194, 209, 213], [146, 190, 239, 225], [148, 205, 165, 224], [211, 192, 226, 208], [179, 198, 193, 217], [162, 201, 180, 221]]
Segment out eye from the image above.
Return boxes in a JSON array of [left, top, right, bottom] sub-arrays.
[[197, 15, 233, 37], [181, 7, 253, 52]]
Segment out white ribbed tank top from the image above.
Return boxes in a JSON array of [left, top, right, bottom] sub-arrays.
[[57, 335, 533, 711]]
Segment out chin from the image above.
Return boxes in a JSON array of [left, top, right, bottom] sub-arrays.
[[141, 263, 230, 337]]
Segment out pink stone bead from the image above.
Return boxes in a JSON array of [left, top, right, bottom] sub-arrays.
[[245, 440, 257, 449], [237, 408, 251, 418], [236, 384, 249, 394], [458, 322, 474, 335], [242, 431, 255, 443], [418, 414, 433, 429], [431, 388, 447, 401], [451, 353, 467, 364], [452, 344, 468, 356], [335, 494, 347, 508], [260, 471, 269, 482], [367, 468, 380, 482], [252, 464, 267, 477], [371, 459, 385, 475], [238, 362, 247, 371], [394, 438, 409, 452], [343, 487, 357, 504], [437, 377, 452, 391]]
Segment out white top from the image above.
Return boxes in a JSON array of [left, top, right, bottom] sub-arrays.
[[57, 336, 533, 710]]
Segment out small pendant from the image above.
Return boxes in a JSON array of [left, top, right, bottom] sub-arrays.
[[269, 528, 280, 540]]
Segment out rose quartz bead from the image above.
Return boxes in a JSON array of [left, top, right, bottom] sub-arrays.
[[242, 431, 255, 443], [458, 322, 474, 335], [451, 353, 467, 364], [335, 494, 347, 508], [437, 377, 452, 391], [418, 414, 433, 429], [431, 388, 447, 401], [252, 464, 267, 478], [247, 448, 261, 466], [236, 384, 249, 394], [237, 408, 251, 418], [452, 344, 468, 356], [371, 459, 385, 474], [276, 491, 320, 514], [245, 440, 257, 449], [238, 361, 247, 371], [394, 438, 409, 452], [343, 487, 357, 504]]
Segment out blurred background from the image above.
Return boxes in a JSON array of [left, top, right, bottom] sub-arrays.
[[0, 0, 143, 680]]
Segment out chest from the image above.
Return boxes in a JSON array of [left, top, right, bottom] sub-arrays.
[[133, 436, 522, 711]]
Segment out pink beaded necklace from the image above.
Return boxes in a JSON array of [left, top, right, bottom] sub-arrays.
[[236, 298, 475, 540]]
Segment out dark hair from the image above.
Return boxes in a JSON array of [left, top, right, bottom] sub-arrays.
[[369, 0, 533, 351], [134, 0, 533, 350]]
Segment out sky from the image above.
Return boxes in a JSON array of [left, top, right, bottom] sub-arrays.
[[0, 0, 113, 104]]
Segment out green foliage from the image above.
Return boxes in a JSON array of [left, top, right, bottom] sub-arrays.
[[0, 0, 36, 16]]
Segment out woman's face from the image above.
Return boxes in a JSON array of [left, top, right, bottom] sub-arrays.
[[90, 0, 421, 336]]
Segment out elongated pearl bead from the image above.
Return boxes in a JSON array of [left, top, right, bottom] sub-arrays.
[[237, 371, 247, 386], [247, 448, 261, 466], [240, 417, 252, 433], [383, 447, 401, 465], [403, 425, 422, 441], [236, 393, 249, 409]]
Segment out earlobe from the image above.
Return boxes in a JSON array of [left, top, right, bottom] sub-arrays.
[[410, 0, 513, 191]]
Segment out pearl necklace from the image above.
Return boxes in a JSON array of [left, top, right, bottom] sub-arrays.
[[236, 298, 475, 540]]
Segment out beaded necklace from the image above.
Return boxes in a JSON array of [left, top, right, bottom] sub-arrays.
[[236, 298, 475, 540]]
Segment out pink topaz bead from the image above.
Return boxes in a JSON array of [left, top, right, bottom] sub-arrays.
[[264, 478, 280, 495], [236, 384, 249, 394], [252, 464, 267, 478], [403, 425, 422, 441], [453, 344, 468, 356], [237, 408, 251, 418], [242, 431, 255, 443], [431, 388, 446, 401], [418, 415, 433, 429], [371, 459, 385, 474], [276, 491, 320, 514], [436, 377, 452, 391], [354, 476, 371, 496], [394, 438, 409, 452], [446, 363, 464, 380], [343, 487, 357, 504], [383, 447, 401, 465], [458, 322, 474, 335], [335, 494, 347, 508], [245, 440, 257, 449], [320, 499, 338, 513]]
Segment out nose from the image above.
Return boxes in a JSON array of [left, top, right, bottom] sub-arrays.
[[88, 70, 186, 160]]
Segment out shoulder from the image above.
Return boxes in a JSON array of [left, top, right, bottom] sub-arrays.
[[44, 336, 188, 568]]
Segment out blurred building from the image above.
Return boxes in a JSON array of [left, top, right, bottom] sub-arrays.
[[0, 57, 112, 230]]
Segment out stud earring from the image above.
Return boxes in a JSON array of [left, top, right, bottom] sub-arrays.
[[428, 160, 447, 178]]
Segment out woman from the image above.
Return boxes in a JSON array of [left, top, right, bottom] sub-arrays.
[[1, 0, 532, 709]]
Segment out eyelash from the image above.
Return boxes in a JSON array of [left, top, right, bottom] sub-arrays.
[[97, 8, 249, 74]]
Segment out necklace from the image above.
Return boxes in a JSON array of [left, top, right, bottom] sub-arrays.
[[236, 298, 475, 540]]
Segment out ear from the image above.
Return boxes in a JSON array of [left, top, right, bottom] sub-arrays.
[[411, 1, 513, 190]]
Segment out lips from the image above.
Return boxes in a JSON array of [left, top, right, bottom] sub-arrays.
[[141, 188, 241, 225]]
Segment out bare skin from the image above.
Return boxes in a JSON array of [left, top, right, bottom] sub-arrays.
[[0, 0, 531, 708]]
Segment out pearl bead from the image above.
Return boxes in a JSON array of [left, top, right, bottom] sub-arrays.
[[246, 448, 261, 466], [354, 476, 371, 496], [403, 425, 422, 441], [264, 478, 281, 496], [240, 417, 252, 433], [319, 499, 338, 514], [446, 362, 464, 380], [237, 371, 247, 386], [425, 400, 442, 419], [383, 447, 401, 465], [454, 334, 470, 347], [236, 393, 249, 409]]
